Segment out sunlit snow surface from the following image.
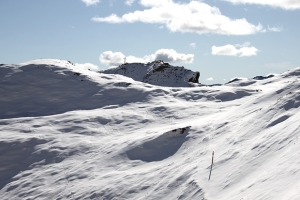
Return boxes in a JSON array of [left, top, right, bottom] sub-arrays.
[[0, 59, 300, 200]]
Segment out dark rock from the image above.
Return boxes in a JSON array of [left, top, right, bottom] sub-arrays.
[[253, 75, 274, 80], [102, 60, 200, 87], [188, 72, 200, 83], [227, 78, 241, 84], [68, 60, 74, 65]]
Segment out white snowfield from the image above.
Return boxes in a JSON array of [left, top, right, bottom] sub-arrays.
[[0, 59, 299, 200]]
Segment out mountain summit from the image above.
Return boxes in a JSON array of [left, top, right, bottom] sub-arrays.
[[102, 60, 200, 87]]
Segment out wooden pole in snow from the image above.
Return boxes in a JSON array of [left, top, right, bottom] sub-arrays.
[[208, 151, 214, 181]]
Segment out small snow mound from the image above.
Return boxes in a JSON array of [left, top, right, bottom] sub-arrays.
[[20, 59, 75, 68], [225, 77, 256, 87], [126, 126, 190, 162]]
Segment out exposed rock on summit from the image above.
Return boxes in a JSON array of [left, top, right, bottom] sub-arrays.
[[101, 60, 200, 87]]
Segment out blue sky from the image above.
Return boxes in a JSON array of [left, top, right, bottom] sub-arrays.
[[1, 0, 299, 84]]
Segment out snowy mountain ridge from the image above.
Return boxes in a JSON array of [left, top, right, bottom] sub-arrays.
[[0, 59, 300, 200], [102, 60, 200, 87]]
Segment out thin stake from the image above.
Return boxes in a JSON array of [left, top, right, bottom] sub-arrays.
[[208, 151, 214, 181]]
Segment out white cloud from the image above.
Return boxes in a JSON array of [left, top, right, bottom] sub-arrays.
[[212, 42, 259, 57], [189, 43, 196, 49], [212, 45, 238, 56], [99, 51, 144, 67], [154, 49, 194, 63], [235, 41, 251, 48], [125, 0, 135, 6], [99, 49, 194, 67], [81, 0, 100, 6], [223, 0, 300, 10], [75, 63, 100, 71], [268, 25, 283, 32], [206, 77, 214, 81], [92, 0, 263, 35]]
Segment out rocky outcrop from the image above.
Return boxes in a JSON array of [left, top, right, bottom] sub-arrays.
[[253, 75, 275, 80], [101, 60, 200, 87]]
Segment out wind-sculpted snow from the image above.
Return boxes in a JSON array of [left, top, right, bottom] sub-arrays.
[[0, 59, 300, 200], [102, 60, 200, 87], [126, 127, 191, 162], [282, 66, 300, 78], [0, 61, 161, 119], [0, 138, 49, 190]]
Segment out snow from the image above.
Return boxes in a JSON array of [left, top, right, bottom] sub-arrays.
[[0, 59, 300, 200]]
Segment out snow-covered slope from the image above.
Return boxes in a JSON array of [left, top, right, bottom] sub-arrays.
[[0, 59, 300, 200], [0, 59, 155, 119], [102, 60, 200, 87]]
